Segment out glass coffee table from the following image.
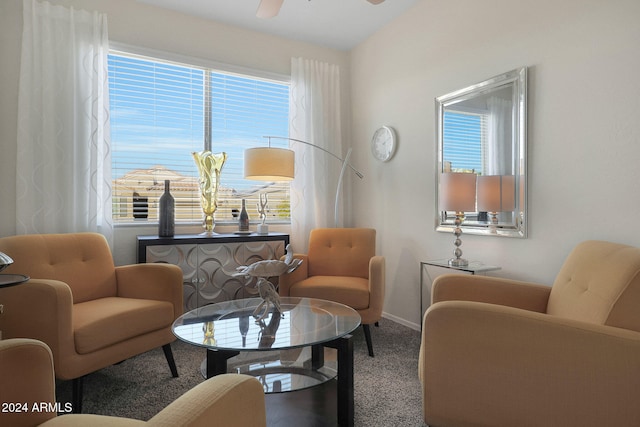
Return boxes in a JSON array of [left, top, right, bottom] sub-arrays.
[[172, 297, 360, 426]]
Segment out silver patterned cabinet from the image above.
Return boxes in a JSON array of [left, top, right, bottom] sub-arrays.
[[137, 233, 290, 311]]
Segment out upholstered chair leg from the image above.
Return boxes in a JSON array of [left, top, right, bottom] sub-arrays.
[[72, 376, 84, 413], [363, 324, 374, 357], [163, 343, 179, 377], [375, 321, 379, 327]]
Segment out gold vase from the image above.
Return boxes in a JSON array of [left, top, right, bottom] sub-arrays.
[[202, 321, 216, 346], [192, 150, 228, 235]]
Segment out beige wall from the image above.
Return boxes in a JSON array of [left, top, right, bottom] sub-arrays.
[[350, 0, 640, 327], [0, 0, 349, 265]]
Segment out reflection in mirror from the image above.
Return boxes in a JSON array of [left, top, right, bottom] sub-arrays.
[[436, 67, 527, 238]]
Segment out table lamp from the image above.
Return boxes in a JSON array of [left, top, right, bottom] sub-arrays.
[[439, 172, 477, 266], [476, 175, 516, 233]]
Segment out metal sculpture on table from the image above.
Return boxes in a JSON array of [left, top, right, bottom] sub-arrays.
[[257, 193, 268, 225], [256, 308, 281, 349], [234, 244, 302, 321], [0, 252, 13, 273]]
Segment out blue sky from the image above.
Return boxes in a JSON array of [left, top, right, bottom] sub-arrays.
[[443, 111, 482, 172], [108, 53, 289, 193]]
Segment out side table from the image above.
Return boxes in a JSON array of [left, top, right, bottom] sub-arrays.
[[420, 260, 500, 321]]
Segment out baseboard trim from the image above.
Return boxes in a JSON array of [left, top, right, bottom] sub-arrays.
[[381, 311, 420, 331]]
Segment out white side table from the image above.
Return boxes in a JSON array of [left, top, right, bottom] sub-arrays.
[[420, 260, 501, 321]]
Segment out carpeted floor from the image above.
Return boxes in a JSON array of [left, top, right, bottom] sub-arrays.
[[56, 319, 426, 426]]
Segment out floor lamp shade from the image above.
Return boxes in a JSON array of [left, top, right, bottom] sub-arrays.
[[439, 172, 477, 212], [244, 147, 295, 181], [244, 136, 364, 227]]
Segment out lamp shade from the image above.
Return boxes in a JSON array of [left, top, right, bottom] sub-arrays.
[[439, 172, 477, 212], [477, 175, 516, 212], [244, 147, 295, 181]]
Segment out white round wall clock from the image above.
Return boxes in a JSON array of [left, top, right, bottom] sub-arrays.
[[371, 126, 397, 162]]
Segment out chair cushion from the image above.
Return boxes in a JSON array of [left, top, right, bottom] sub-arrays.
[[73, 297, 174, 354], [307, 228, 375, 279], [0, 233, 117, 304], [288, 276, 370, 310], [548, 240, 640, 332]]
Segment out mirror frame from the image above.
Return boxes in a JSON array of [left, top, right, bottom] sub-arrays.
[[435, 67, 528, 238]]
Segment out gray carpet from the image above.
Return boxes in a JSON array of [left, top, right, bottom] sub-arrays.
[[56, 320, 426, 426]]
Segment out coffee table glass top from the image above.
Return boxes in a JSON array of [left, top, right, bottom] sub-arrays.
[[0, 274, 29, 287], [172, 297, 361, 352]]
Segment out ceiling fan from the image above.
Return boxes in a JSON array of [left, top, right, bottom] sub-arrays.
[[257, 0, 386, 19]]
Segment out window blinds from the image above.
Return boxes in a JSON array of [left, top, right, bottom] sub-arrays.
[[108, 51, 291, 224], [442, 111, 488, 174]]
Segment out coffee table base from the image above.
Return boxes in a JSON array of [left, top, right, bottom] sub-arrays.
[[204, 334, 354, 427], [264, 378, 338, 426], [200, 359, 338, 393]]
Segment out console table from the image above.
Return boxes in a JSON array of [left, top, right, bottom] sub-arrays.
[[137, 233, 290, 310], [420, 259, 501, 320]]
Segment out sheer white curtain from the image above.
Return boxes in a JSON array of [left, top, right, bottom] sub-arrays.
[[485, 97, 513, 175], [289, 57, 343, 252], [16, 0, 112, 244]]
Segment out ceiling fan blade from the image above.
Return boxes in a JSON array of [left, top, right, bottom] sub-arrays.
[[366, 0, 386, 4], [257, 0, 284, 18]]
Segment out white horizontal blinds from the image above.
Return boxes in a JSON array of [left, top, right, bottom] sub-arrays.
[[108, 51, 291, 224], [442, 111, 487, 174], [209, 72, 291, 222], [109, 53, 204, 223]]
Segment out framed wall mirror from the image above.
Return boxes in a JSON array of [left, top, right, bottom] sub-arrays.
[[435, 67, 527, 238]]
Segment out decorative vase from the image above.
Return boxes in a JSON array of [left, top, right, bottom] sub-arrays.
[[192, 150, 228, 235], [202, 321, 216, 346], [239, 199, 249, 232], [158, 180, 175, 237]]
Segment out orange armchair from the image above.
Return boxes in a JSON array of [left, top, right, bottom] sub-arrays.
[[0, 338, 267, 427], [279, 228, 385, 356], [0, 233, 183, 413], [420, 240, 640, 426]]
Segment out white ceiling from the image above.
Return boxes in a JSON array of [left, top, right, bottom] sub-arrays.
[[136, 0, 419, 51]]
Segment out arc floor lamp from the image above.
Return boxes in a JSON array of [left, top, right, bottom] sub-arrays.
[[244, 136, 364, 227]]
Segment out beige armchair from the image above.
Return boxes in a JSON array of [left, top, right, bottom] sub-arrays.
[[0, 338, 266, 427], [419, 240, 640, 427], [0, 233, 183, 413], [279, 228, 385, 356]]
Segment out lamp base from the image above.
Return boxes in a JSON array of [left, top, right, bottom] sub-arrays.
[[449, 211, 468, 267], [448, 258, 469, 267]]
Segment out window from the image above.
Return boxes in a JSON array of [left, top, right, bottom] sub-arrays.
[[108, 51, 291, 225], [442, 110, 487, 173]]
